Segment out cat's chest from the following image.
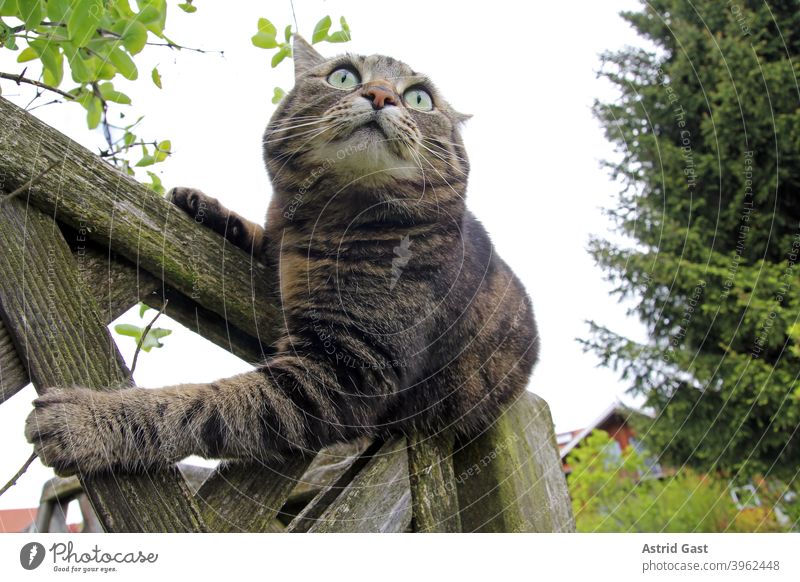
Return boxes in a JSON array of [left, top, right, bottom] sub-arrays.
[[277, 234, 404, 307]]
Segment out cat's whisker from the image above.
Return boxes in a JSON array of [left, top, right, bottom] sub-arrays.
[[268, 118, 330, 133], [409, 148, 438, 212], [417, 150, 467, 203], [421, 139, 469, 165], [417, 143, 468, 179]]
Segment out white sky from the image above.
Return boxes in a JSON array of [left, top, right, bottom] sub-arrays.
[[0, 0, 649, 510]]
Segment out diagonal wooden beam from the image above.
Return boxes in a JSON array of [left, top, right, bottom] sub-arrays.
[[0, 199, 206, 532], [0, 238, 161, 404], [196, 456, 313, 532], [0, 97, 281, 349]]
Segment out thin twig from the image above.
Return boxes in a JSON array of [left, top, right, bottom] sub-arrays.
[[0, 72, 76, 100], [0, 453, 37, 499], [1, 158, 61, 204], [130, 300, 168, 375], [146, 40, 224, 55]]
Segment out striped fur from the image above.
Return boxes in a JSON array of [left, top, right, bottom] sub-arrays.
[[25, 37, 539, 475]]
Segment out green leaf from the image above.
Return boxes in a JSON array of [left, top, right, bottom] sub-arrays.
[[0, 0, 19, 18], [99, 82, 131, 104], [39, 43, 64, 86], [284, 24, 292, 43], [271, 86, 285, 104], [154, 139, 170, 161], [123, 131, 136, 147], [16, 46, 37, 62], [114, 323, 142, 337], [96, 60, 117, 80], [114, 322, 170, 351], [108, 47, 138, 80], [146, 171, 164, 194], [1, 21, 17, 49], [251, 31, 277, 49], [251, 18, 277, 49], [340, 16, 350, 35], [178, 2, 195, 13], [151, 66, 162, 88], [86, 95, 102, 129], [135, 154, 155, 167], [138, 302, 149, 318], [140, 326, 171, 351], [30, 39, 64, 84], [135, 0, 166, 36], [326, 30, 350, 43], [271, 45, 289, 68], [312, 15, 331, 44], [19, 0, 45, 30], [112, 19, 148, 54], [67, 0, 104, 47], [86, 37, 116, 57], [66, 48, 96, 83], [46, 0, 71, 21], [255, 17, 276, 37], [110, 0, 135, 19]]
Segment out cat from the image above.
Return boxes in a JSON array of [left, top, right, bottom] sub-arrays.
[[25, 36, 539, 476]]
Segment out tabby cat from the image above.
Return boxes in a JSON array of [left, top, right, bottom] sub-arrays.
[[26, 37, 539, 475]]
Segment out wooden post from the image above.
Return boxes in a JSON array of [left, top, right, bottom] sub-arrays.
[[0, 199, 206, 532], [453, 392, 575, 532]]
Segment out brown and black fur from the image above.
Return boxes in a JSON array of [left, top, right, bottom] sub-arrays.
[[25, 37, 539, 475]]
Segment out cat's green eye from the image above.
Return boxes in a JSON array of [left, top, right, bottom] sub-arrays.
[[327, 68, 360, 89], [403, 88, 434, 111]]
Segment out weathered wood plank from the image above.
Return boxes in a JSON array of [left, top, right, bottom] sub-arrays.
[[0, 320, 27, 402], [145, 286, 269, 365], [0, 199, 206, 532], [40, 476, 82, 504], [408, 432, 462, 532], [196, 455, 313, 532], [0, 96, 281, 346], [286, 440, 384, 532], [0, 239, 161, 404], [279, 441, 369, 523], [303, 439, 412, 533], [453, 392, 576, 532]]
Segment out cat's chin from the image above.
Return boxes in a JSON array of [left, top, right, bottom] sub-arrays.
[[308, 133, 419, 185]]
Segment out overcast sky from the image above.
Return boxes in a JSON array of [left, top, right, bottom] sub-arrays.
[[0, 0, 647, 511]]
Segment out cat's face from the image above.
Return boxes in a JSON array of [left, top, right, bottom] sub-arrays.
[[264, 37, 469, 194]]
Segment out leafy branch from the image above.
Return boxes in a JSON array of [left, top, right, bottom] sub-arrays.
[[0, 0, 210, 186], [251, 14, 352, 103]]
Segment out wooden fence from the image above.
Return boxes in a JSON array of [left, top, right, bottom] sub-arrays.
[[0, 96, 574, 533]]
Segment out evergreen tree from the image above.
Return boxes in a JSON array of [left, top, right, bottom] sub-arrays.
[[585, 0, 800, 480]]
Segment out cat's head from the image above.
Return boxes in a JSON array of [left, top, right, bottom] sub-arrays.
[[264, 36, 469, 205]]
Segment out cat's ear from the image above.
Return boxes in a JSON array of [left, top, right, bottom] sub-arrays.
[[293, 35, 325, 79]]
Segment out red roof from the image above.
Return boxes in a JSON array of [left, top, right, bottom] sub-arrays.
[[0, 508, 37, 533]]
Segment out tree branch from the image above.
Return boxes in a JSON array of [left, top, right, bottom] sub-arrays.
[[130, 300, 168, 375], [0, 453, 37, 499], [0, 72, 76, 100]]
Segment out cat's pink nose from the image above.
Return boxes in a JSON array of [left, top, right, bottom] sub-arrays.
[[362, 82, 397, 109]]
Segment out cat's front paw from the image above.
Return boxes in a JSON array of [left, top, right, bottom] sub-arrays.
[[166, 186, 212, 220], [25, 388, 113, 476]]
